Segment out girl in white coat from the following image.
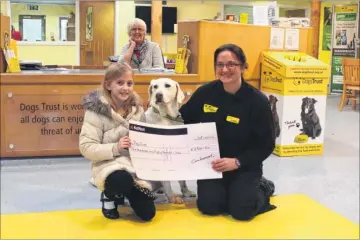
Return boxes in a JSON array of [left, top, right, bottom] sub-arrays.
[[79, 62, 156, 221]]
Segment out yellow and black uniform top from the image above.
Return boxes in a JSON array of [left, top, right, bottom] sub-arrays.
[[179, 80, 275, 173]]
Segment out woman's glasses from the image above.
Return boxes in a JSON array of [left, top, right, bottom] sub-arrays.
[[215, 62, 241, 69], [131, 28, 145, 33]]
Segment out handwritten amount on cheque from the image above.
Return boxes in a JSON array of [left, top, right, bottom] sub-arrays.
[[131, 140, 215, 164]]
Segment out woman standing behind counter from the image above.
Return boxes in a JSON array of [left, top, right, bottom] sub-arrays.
[[118, 18, 164, 69]]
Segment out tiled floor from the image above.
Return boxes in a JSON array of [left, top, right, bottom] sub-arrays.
[[1, 95, 359, 224]]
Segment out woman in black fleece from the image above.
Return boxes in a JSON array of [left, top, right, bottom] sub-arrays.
[[179, 44, 277, 221]]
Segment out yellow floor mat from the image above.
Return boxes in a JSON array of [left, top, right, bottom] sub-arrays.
[[1, 194, 358, 239]]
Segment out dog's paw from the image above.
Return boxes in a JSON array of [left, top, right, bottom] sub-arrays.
[[182, 189, 196, 198], [170, 195, 185, 204]]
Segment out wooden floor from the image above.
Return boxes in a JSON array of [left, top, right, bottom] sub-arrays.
[[1, 194, 358, 239]]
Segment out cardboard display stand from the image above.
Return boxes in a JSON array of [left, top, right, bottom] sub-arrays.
[[3, 38, 21, 73], [260, 52, 331, 157]]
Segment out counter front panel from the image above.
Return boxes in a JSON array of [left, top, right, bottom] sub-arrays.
[[2, 85, 93, 157], [0, 72, 199, 158]]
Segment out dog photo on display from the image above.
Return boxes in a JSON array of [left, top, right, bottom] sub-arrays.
[[268, 94, 281, 138], [300, 97, 322, 139], [141, 78, 196, 204]]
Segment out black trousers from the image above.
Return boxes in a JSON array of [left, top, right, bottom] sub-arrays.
[[197, 171, 275, 221], [104, 170, 156, 221]]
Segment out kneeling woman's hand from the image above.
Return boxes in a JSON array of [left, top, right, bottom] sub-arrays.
[[211, 158, 238, 172], [117, 136, 131, 152]]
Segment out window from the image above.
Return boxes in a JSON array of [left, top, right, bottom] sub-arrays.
[[279, 7, 309, 18], [10, 1, 76, 42], [224, 5, 254, 24], [19, 15, 46, 41], [134, 0, 167, 5], [223, 3, 310, 25], [59, 17, 68, 41]]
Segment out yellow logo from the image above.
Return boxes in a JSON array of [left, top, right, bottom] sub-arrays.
[[294, 134, 309, 143], [226, 116, 240, 124], [203, 104, 218, 113]]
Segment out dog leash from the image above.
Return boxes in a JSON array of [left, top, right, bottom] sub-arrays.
[[151, 107, 184, 123]]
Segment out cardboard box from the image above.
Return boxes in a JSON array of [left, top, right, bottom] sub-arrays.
[[260, 52, 331, 157]]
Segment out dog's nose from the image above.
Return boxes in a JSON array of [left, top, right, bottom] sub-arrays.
[[155, 93, 163, 102]]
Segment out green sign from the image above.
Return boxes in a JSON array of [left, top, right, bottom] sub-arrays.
[[336, 13, 357, 21], [330, 56, 344, 93], [322, 7, 332, 51], [330, 5, 358, 94]]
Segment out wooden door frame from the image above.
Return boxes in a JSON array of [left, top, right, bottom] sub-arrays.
[[76, 0, 117, 66]]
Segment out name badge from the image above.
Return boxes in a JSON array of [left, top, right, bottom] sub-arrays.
[[203, 104, 218, 113], [226, 116, 240, 124]]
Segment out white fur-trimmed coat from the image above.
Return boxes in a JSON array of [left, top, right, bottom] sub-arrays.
[[79, 89, 152, 191]]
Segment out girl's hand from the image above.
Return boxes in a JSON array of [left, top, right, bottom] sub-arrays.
[[211, 158, 238, 172], [117, 136, 131, 152]]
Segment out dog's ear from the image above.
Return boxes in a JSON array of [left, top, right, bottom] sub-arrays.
[[275, 96, 278, 102], [175, 82, 185, 104], [312, 98, 317, 104], [148, 80, 154, 100]]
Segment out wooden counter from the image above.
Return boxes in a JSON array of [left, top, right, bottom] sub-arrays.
[[0, 71, 200, 158], [0, 69, 261, 158]]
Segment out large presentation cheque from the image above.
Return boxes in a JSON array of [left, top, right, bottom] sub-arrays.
[[129, 120, 222, 181]]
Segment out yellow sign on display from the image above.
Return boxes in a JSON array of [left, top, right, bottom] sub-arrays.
[[260, 51, 330, 157], [175, 35, 191, 74], [2, 33, 21, 73], [174, 48, 187, 73], [239, 13, 248, 24], [262, 52, 331, 78], [274, 144, 324, 157], [261, 66, 329, 96], [335, 5, 358, 13]]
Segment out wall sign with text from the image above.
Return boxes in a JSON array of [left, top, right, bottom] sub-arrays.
[[330, 4, 359, 94], [3, 93, 85, 155]]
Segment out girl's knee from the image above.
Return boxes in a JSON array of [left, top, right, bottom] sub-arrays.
[[105, 170, 134, 196]]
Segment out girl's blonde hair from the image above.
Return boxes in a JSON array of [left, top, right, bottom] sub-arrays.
[[102, 62, 141, 116]]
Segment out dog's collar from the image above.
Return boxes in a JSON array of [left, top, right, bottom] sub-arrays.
[[151, 106, 184, 123]]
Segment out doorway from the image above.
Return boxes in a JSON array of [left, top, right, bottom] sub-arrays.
[[285, 9, 306, 18], [80, 1, 115, 66]]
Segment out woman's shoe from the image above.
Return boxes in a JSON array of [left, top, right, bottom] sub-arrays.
[[100, 192, 120, 219], [259, 177, 275, 198]]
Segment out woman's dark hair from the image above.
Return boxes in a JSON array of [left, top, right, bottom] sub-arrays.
[[214, 43, 249, 72]]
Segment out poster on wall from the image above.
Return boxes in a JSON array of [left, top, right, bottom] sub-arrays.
[[322, 7, 333, 51], [330, 4, 359, 94]]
